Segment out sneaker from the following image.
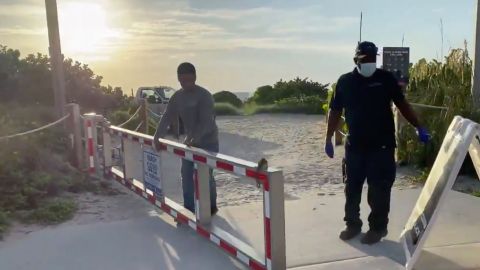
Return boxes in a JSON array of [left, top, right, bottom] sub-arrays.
[[339, 226, 362, 241], [360, 229, 388, 245]]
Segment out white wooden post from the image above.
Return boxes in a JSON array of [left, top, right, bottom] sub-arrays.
[[83, 113, 101, 176], [266, 170, 286, 270], [65, 103, 82, 168], [102, 126, 112, 176], [195, 163, 212, 225]]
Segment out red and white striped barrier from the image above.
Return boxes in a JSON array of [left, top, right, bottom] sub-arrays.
[[98, 124, 285, 270], [85, 119, 95, 174], [108, 167, 266, 269], [107, 127, 269, 183]]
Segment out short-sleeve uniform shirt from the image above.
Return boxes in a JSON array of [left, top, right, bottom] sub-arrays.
[[330, 68, 405, 151]]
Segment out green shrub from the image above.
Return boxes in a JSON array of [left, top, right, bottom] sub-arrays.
[[250, 77, 329, 105], [107, 107, 141, 130], [275, 96, 325, 114], [398, 47, 480, 174], [0, 104, 113, 234], [250, 85, 274, 105], [0, 44, 130, 113], [242, 96, 326, 115], [108, 109, 130, 125], [213, 91, 243, 108]]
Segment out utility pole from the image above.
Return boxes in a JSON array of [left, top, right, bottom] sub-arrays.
[[473, 0, 480, 108], [45, 0, 66, 117]]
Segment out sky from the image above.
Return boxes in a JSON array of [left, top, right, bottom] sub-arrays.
[[0, 0, 476, 94]]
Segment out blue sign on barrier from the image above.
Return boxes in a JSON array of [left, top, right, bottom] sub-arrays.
[[143, 148, 163, 198]]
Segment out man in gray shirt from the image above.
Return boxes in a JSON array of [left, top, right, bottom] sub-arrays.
[[154, 62, 219, 215]]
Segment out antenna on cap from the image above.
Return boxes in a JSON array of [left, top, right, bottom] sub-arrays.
[[359, 11, 363, 43]]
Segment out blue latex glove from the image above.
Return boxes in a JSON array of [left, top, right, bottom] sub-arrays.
[[325, 140, 334, 158], [416, 127, 430, 143]]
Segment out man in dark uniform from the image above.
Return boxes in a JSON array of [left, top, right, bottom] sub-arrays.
[[325, 41, 430, 244]]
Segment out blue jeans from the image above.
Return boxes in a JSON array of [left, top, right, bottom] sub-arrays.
[[181, 142, 219, 213]]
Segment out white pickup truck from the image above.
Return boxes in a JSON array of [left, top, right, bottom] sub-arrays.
[[135, 86, 184, 135], [135, 86, 176, 115]]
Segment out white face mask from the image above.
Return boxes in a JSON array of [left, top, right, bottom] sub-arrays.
[[356, 63, 377, 77]]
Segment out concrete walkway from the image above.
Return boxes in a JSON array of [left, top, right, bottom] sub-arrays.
[[0, 188, 479, 270], [214, 188, 480, 270]]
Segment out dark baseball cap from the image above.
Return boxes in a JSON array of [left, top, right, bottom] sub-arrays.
[[355, 41, 379, 59]]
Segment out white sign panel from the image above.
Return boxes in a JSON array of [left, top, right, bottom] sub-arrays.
[[401, 116, 480, 270], [143, 148, 163, 197]]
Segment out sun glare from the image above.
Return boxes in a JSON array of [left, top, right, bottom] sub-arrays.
[[58, 2, 119, 60]]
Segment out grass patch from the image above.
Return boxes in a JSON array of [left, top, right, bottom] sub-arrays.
[[472, 190, 480, 198], [215, 98, 327, 116], [20, 199, 76, 225], [411, 168, 430, 184], [67, 175, 101, 194], [66, 176, 121, 196], [242, 98, 326, 115], [243, 103, 276, 115], [214, 102, 242, 116], [68, 176, 120, 196]]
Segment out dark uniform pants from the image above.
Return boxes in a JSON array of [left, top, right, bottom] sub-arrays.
[[344, 147, 396, 231]]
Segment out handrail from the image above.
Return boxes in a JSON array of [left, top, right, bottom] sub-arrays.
[[108, 125, 280, 174]]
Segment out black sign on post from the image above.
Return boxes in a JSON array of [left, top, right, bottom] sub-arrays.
[[383, 47, 410, 85]]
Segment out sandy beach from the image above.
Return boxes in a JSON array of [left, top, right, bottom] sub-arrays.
[[155, 114, 421, 208]]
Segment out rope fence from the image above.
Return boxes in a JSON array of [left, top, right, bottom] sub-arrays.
[[336, 102, 448, 140], [147, 108, 162, 120], [410, 102, 448, 110], [148, 118, 158, 131], [118, 106, 141, 127], [135, 121, 144, 132], [0, 114, 70, 141]]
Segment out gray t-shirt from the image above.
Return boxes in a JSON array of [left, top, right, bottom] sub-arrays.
[[154, 85, 218, 147]]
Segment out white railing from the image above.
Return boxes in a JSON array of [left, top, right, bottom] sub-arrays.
[[82, 113, 286, 270]]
